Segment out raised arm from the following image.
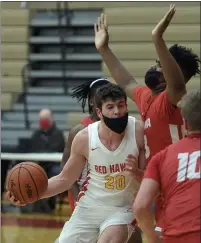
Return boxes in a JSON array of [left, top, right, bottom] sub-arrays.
[[94, 13, 140, 101], [152, 4, 186, 105]]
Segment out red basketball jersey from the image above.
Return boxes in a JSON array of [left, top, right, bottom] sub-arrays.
[[80, 116, 93, 127], [144, 133, 201, 239], [133, 86, 184, 161]]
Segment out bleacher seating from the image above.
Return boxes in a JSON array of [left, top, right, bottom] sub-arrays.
[[1, 8, 28, 111], [1, 2, 103, 151], [1, 1, 200, 152], [29, 9, 102, 86]]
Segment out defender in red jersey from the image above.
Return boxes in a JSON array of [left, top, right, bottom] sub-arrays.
[[94, 7, 200, 161], [61, 79, 143, 243], [94, 6, 200, 230], [133, 90, 201, 243]]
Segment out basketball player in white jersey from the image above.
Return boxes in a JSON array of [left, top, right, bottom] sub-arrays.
[[7, 83, 146, 243]]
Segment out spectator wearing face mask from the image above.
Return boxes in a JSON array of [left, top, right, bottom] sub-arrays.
[[30, 109, 65, 154], [28, 108, 65, 212]]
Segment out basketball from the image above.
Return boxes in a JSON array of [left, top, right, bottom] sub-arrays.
[[6, 162, 48, 204]]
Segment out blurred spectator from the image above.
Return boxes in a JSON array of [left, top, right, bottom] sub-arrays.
[[30, 109, 65, 154], [27, 109, 65, 213]]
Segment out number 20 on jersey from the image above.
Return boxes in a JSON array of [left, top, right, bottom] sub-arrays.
[[105, 175, 126, 190]]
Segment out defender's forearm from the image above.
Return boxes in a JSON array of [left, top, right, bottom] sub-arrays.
[[99, 47, 137, 88]]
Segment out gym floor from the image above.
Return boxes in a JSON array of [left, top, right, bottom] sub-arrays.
[[1, 195, 146, 243]]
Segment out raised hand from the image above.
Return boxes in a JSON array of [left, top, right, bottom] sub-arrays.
[[152, 4, 176, 39], [6, 190, 26, 206], [94, 13, 109, 51]]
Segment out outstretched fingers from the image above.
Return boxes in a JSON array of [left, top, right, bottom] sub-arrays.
[[100, 13, 108, 30], [165, 4, 176, 22], [98, 17, 101, 30], [94, 23, 98, 33], [94, 13, 107, 31]]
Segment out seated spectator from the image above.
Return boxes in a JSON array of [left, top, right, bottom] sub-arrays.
[[28, 109, 65, 213]]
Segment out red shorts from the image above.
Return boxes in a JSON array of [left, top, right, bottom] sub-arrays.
[[163, 232, 200, 243]]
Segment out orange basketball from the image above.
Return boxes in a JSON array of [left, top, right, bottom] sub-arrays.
[[6, 162, 48, 204]]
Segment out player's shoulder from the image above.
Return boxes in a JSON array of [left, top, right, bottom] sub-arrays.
[[73, 126, 88, 143], [168, 136, 191, 151], [151, 89, 182, 118], [155, 89, 178, 109], [133, 85, 150, 93], [71, 127, 89, 154], [151, 145, 169, 163], [154, 137, 187, 160], [132, 85, 151, 104], [71, 123, 85, 133], [76, 126, 88, 137]]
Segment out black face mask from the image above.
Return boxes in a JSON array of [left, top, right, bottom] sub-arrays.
[[102, 112, 128, 134], [145, 70, 162, 90]]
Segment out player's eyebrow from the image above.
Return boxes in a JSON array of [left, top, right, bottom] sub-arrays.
[[106, 103, 114, 107], [106, 101, 125, 106], [118, 100, 126, 105]]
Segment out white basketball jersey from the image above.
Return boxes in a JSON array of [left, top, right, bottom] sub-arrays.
[[78, 116, 140, 208]]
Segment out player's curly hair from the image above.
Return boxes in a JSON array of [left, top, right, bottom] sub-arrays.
[[95, 83, 127, 109], [169, 44, 200, 80], [71, 78, 109, 113]]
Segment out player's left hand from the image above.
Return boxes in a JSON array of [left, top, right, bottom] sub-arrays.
[[152, 4, 176, 40], [125, 155, 144, 182], [125, 154, 138, 173]]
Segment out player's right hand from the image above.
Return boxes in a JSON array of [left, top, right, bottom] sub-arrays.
[[152, 4, 176, 39], [6, 190, 26, 206], [94, 13, 109, 51]]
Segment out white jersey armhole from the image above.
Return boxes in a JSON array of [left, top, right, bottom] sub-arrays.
[[128, 116, 139, 156], [87, 122, 99, 161]]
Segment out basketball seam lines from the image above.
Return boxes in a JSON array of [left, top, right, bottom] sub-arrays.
[[7, 166, 22, 191], [21, 163, 47, 180], [18, 165, 28, 204], [22, 167, 39, 201]]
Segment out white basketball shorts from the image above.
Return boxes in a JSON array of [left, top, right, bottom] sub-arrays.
[[56, 205, 134, 243]]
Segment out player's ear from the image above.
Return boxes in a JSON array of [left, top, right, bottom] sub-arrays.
[[89, 98, 93, 107], [96, 108, 103, 120]]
